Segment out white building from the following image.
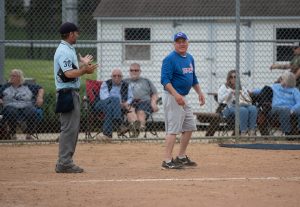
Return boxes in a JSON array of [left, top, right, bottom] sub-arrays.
[[93, 0, 300, 120]]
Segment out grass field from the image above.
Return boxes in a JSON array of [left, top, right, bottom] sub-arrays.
[[4, 58, 97, 93]]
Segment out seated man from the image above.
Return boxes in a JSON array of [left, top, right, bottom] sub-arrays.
[[0, 69, 44, 140], [94, 69, 133, 141], [253, 71, 300, 135], [125, 63, 159, 133]]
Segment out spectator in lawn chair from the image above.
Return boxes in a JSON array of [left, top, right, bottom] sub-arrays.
[[125, 63, 159, 135], [0, 69, 44, 140], [94, 68, 134, 142], [218, 70, 258, 136], [270, 42, 300, 90], [253, 71, 300, 135]]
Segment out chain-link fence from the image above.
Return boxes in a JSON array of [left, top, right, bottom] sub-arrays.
[[1, 0, 300, 142]]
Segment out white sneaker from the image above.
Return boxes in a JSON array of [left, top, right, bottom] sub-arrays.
[[240, 132, 247, 136], [249, 129, 256, 136], [96, 135, 112, 143]]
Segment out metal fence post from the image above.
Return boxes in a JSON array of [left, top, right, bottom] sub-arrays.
[[235, 0, 241, 137], [0, 0, 4, 84], [62, 0, 78, 25]]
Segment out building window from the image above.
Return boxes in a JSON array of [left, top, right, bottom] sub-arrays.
[[124, 28, 151, 61], [276, 28, 300, 61]]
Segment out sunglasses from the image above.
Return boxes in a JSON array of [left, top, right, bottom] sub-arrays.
[[112, 74, 122, 78], [130, 69, 140, 72]]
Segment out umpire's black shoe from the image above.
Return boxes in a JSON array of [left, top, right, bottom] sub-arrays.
[[161, 159, 183, 169], [55, 164, 84, 173], [174, 155, 197, 167]]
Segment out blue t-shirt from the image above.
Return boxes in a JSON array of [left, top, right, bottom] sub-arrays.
[[253, 83, 300, 111], [271, 83, 300, 111], [161, 51, 199, 95], [54, 40, 80, 90]]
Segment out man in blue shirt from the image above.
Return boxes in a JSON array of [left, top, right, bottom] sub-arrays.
[[54, 22, 98, 173], [161, 32, 205, 169], [94, 69, 133, 141]]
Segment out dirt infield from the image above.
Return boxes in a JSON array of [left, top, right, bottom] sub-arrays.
[[0, 142, 300, 207]]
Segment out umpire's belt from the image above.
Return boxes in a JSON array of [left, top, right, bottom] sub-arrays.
[[57, 88, 80, 93]]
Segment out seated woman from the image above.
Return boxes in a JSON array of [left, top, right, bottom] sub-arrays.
[[0, 69, 44, 140], [253, 71, 300, 135], [217, 70, 258, 136]]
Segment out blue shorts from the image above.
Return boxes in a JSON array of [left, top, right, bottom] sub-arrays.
[[132, 100, 152, 115]]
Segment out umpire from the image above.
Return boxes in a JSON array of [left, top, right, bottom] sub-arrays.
[[54, 22, 98, 173]]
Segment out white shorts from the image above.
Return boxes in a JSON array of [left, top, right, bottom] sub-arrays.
[[163, 91, 197, 134]]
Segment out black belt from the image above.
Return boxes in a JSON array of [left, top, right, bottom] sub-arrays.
[[58, 88, 80, 93]]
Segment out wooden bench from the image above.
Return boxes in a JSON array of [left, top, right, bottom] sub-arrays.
[[194, 92, 230, 136]]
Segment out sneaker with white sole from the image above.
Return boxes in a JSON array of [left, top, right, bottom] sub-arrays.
[[174, 155, 197, 167], [161, 159, 183, 169], [249, 129, 256, 136], [96, 135, 112, 143], [55, 164, 84, 173]]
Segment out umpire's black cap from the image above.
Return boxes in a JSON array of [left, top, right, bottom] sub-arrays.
[[59, 22, 79, 34]]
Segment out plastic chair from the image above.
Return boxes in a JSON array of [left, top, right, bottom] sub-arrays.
[[83, 79, 103, 140], [0, 105, 43, 140]]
